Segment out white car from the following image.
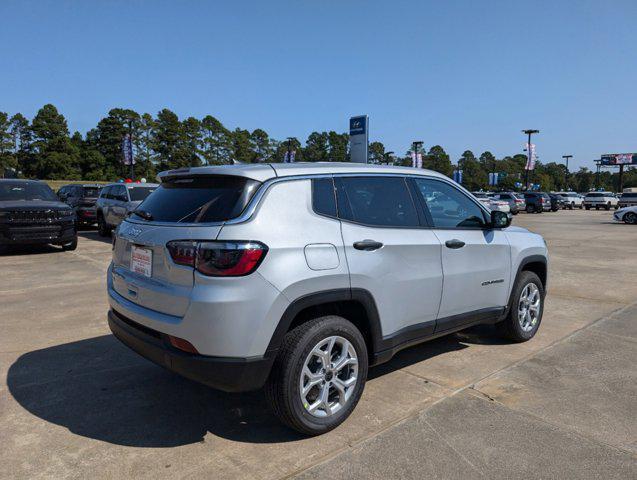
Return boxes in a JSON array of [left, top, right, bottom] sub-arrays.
[[472, 192, 511, 213], [553, 192, 583, 210], [613, 206, 637, 224], [583, 192, 618, 210]]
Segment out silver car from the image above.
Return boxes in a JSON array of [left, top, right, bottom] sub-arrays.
[[96, 183, 158, 236], [107, 163, 548, 435]]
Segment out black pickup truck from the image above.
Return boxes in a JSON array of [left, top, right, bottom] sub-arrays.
[[0, 179, 77, 251]]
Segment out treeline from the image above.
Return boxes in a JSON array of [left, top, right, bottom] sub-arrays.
[[0, 104, 634, 192]]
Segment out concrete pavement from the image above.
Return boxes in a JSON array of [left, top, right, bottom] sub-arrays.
[[1, 210, 635, 479]]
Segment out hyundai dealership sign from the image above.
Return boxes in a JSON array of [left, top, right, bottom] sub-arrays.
[[349, 115, 368, 163]]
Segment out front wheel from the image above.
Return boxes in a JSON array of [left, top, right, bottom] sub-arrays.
[[605, 203, 611, 210], [61, 236, 78, 251], [496, 271, 545, 342], [265, 315, 368, 436], [624, 212, 637, 224]]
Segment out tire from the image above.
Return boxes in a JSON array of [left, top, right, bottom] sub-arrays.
[[97, 213, 111, 237], [496, 271, 545, 342], [511, 210, 518, 215], [61, 236, 78, 251], [605, 203, 610, 211], [595, 206, 599, 210], [264, 315, 368, 436], [624, 212, 637, 225], [570, 202, 574, 210], [585, 205, 590, 210]]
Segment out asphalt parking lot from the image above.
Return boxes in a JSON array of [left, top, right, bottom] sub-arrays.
[[1, 210, 635, 479]]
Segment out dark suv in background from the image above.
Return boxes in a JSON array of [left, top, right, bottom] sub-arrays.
[[0, 179, 77, 251], [523, 192, 551, 213], [58, 184, 102, 227]]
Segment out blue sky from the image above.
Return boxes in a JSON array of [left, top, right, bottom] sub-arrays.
[[1, 0, 635, 169]]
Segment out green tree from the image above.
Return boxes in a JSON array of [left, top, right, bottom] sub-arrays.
[[424, 145, 453, 176], [458, 150, 487, 191], [153, 109, 195, 169], [304, 132, 329, 162], [201, 115, 230, 165], [272, 137, 303, 163], [9, 113, 32, 176], [229, 128, 253, 164], [30, 104, 81, 179], [0, 112, 16, 177], [368, 141, 385, 164], [327, 131, 349, 162], [89, 108, 141, 178], [250, 128, 273, 163], [133, 113, 157, 179]]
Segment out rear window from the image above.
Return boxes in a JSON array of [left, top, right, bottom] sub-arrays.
[[82, 187, 101, 198], [622, 193, 637, 198], [131, 176, 260, 223], [128, 186, 157, 201], [312, 178, 337, 217], [586, 193, 605, 198]]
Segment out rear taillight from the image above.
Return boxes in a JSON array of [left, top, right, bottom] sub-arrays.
[[166, 241, 198, 266], [515, 199, 524, 203], [167, 240, 267, 277]]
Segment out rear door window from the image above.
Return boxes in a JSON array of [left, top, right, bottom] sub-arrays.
[[131, 176, 261, 223], [335, 176, 419, 227]]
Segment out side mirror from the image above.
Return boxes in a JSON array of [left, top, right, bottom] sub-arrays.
[[490, 210, 511, 229]]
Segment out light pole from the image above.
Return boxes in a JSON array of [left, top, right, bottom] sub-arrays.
[[522, 129, 539, 190], [562, 155, 572, 188], [412, 141, 423, 168]]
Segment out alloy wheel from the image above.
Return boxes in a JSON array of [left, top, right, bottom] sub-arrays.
[[518, 283, 541, 332], [300, 336, 358, 418]]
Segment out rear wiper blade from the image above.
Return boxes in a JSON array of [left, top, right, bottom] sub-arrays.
[[133, 209, 153, 221]]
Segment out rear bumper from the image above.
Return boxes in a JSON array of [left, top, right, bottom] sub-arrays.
[[108, 309, 275, 392]]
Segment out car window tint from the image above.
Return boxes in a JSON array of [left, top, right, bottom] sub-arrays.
[[413, 178, 487, 228], [312, 178, 337, 217], [128, 187, 156, 202], [335, 176, 418, 227]]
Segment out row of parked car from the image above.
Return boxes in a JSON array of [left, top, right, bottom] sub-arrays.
[[2, 177, 636, 254]]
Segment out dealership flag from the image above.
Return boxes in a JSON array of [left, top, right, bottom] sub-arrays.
[[524, 143, 536, 170], [411, 152, 422, 168], [122, 134, 135, 166]]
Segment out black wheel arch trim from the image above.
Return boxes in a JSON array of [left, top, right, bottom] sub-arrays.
[[265, 288, 384, 358]]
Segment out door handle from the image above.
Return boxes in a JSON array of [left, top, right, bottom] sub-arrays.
[[445, 239, 465, 249], [353, 240, 384, 251]]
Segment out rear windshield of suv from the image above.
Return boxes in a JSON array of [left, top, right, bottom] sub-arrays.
[[127, 186, 157, 201], [82, 187, 101, 198], [131, 176, 260, 223], [585, 193, 606, 197]]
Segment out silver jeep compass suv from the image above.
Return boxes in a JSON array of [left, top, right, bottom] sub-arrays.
[[107, 163, 548, 435]]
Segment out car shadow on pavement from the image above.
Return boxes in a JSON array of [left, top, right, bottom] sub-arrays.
[[0, 244, 62, 256], [7, 330, 492, 447]]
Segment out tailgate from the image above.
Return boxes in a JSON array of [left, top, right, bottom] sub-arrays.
[[111, 220, 222, 316]]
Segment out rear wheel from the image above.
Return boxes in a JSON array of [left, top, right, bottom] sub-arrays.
[[265, 315, 368, 436], [496, 271, 544, 342], [526, 205, 535, 213], [605, 202, 611, 210], [585, 205, 590, 210], [97, 213, 111, 237], [570, 202, 574, 210], [624, 212, 637, 224]]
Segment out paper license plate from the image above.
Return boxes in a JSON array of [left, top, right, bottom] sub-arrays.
[[131, 245, 152, 277]]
